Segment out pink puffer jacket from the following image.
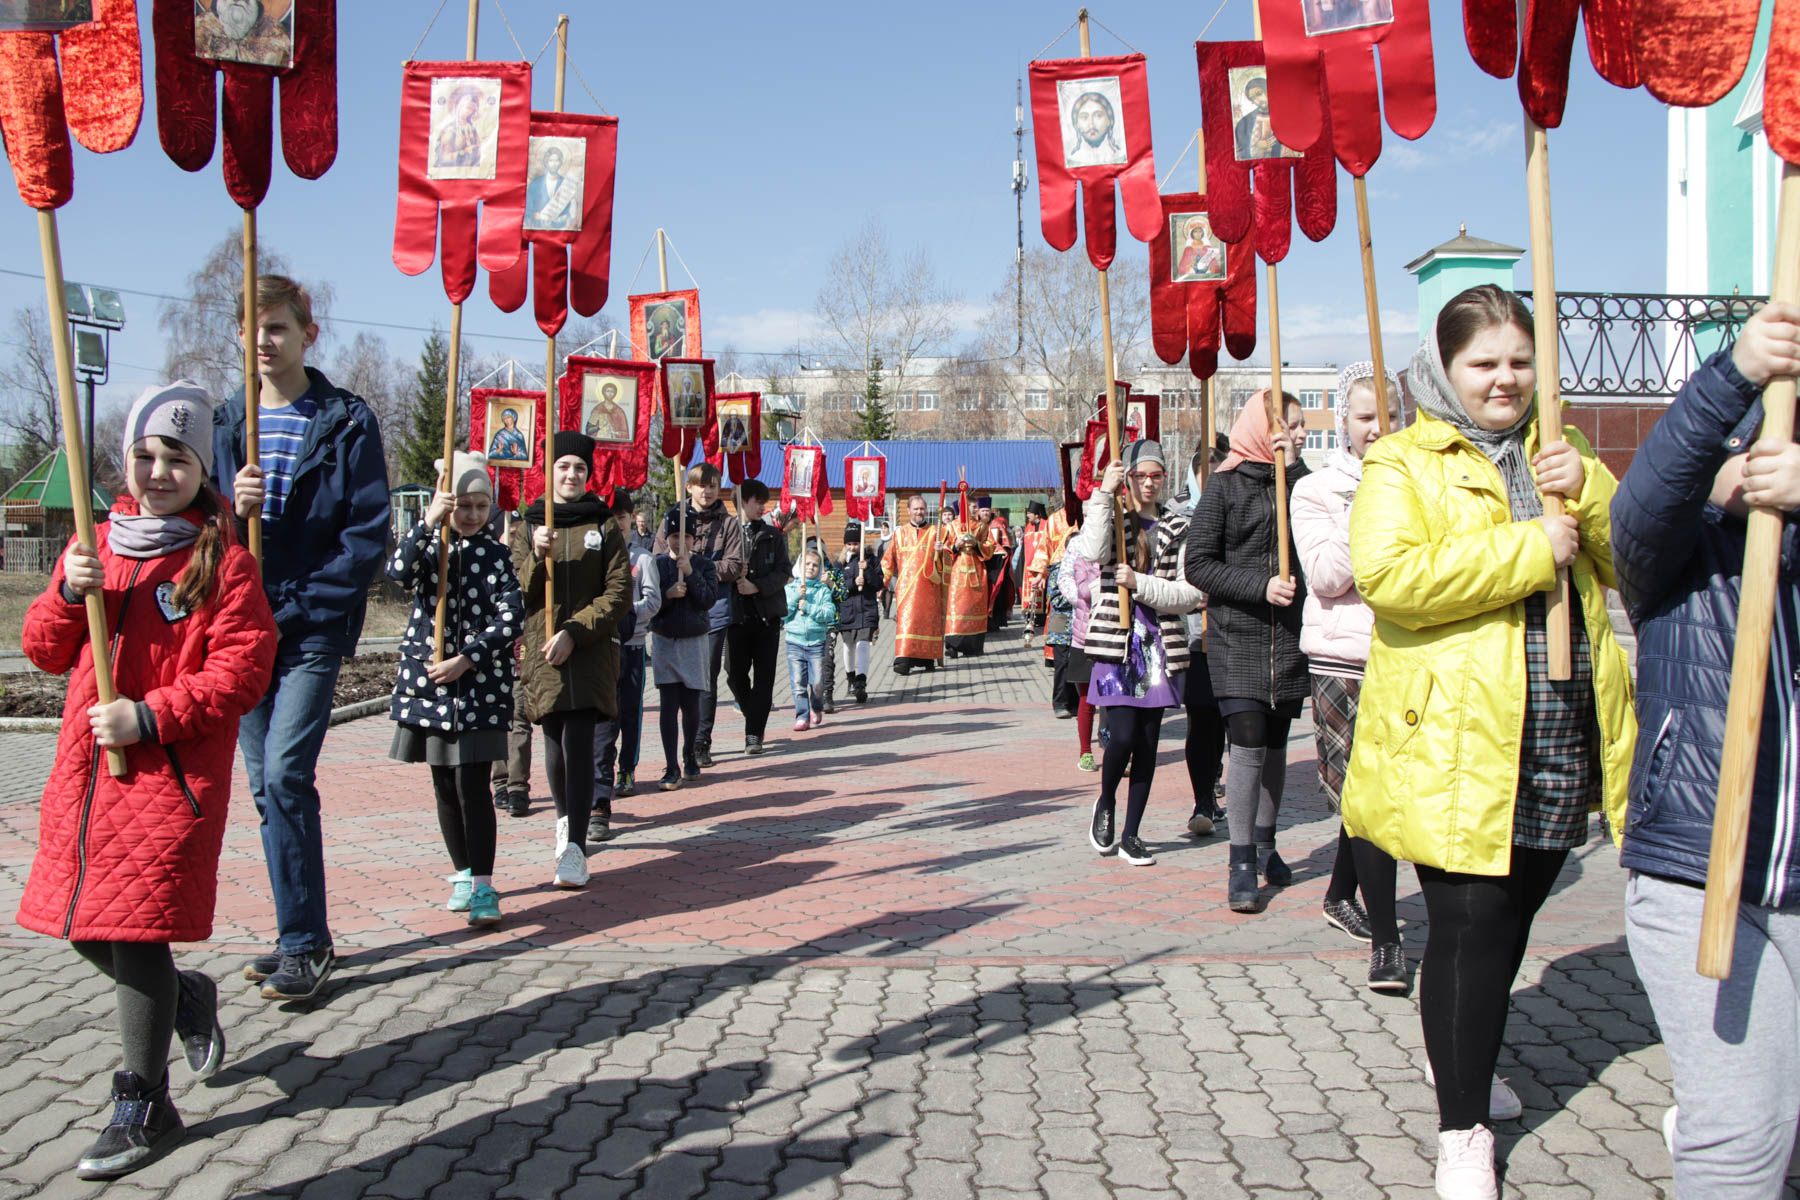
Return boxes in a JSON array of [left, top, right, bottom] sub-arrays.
[[1290, 461, 1373, 672]]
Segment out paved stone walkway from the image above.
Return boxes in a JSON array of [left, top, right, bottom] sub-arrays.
[[0, 626, 1789, 1197]]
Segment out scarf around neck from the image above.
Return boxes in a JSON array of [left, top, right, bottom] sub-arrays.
[[107, 507, 203, 559], [1407, 335, 1542, 520], [523, 491, 611, 528]]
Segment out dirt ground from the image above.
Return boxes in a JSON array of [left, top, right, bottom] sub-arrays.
[[0, 653, 399, 719]]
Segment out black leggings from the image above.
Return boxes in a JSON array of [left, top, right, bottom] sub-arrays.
[[541, 710, 596, 853], [1099, 706, 1164, 840], [1185, 705, 1226, 814], [1417, 846, 1569, 1130], [1324, 825, 1399, 944], [72, 941, 177, 1085], [431, 762, 496, 876], [659, 684, 702, 771]]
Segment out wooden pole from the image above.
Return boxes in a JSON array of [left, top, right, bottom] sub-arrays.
[[433, 0, 481, 662], [540, 12, 569, 647], [1077, 11, 1131, 629], [1353, 176, 1392, 435], [657, 228, 687, 563], [241, 208, 262, 562], [1267, 273, 1291, 583], [38, 209, 125, 777], [1197, 127, 1213, 493], [1697, 161, 1800, 979], [1524, 118, 1573, 680]]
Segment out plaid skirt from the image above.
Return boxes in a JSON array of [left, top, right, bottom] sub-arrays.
[[1311, 673, 1361, 812], [1514, 592, 1602, 851]]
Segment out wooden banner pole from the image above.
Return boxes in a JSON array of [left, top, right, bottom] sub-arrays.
[[1197, 126, 1214, 492], [541, 12, 569, 647], [38, 209, 125, 777], [433, 0, 481, 662], [1267, 268, 1291, 583], [241, 208, 262, 562], [1524, 118, 1573, 680], [1353, 176, 1392, 435], [1698, 160, 1800, 979], [657, 228, 689, 564]]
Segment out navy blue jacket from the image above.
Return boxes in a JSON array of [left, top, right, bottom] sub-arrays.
[[649, 553, 719, 640], [1612, 349, 1800, 906], [211, 367, 391, 657]]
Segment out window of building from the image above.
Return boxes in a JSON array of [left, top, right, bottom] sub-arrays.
[[1304, 429, 1326, 450], [895, 393, 915, 411], [1025, 390, 1049, 410], [1300, 389, 1325, 409], [956, 391, 980, 411], [851, 394, 866, 412], [988, 393, 1008, 411], [917, 391, 939, 411]]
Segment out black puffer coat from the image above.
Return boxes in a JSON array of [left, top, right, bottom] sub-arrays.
[[1184, 459, 1311, 706], [734, 517, 791, 625], [387, 522, 523, 733], [832, 547, 884, 632]]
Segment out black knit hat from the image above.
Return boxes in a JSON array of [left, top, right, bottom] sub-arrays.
[[662, 505, 701, 536], [552, 430, 596, 466]]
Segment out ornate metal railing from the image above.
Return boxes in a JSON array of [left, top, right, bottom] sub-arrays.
[[1530, 291, 1765, 399]]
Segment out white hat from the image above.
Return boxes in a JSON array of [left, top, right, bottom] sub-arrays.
[[434, 450, 493, 496]]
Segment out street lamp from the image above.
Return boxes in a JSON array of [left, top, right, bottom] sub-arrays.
[[63, 282, 124, 490]]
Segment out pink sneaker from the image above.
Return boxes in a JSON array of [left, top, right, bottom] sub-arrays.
[[794, 717, 809, 732], [809, 710, 823, 728]]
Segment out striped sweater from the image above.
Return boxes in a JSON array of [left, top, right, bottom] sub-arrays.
[[1070, 492, 1200, 673]]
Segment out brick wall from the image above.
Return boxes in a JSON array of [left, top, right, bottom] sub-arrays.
[[1562, 402, 1669, 480]]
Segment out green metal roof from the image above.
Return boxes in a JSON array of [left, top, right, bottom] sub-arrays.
[[3, 447, 110, 512]]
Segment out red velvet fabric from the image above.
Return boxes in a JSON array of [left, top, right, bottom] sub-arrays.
[[782, 445, 832, 522], [0, 0, 141, 210], [1075, 418, 1140, 501], [1771, 0, 1800, 165], [1196, 40, 1338, 265], [1633, 0, 1759, 108], [489, 111, 618, 336], [1060, 442, 1084, 523], [1261, 0, 1438, 178], [705, 391, 763, 484], [657, 357, 716, 464], [467, 386, 547, 510], [1148, 192, 1259, 379], [1463, 0, 1638, 127], [559, 356, 657, 494], [629, 288, 702, 417], [152, 0, 336, 209], [392, 60, 531, 304], [843, 454, 886, 522], [1028, 53, 1161, 270]]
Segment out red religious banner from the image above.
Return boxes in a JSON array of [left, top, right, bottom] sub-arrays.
[[1196, 40, 1337, 262], [1463, 0, 1638, 127], [1027, 53, 1160, 270], [1150, 192, 1257, 379], [559, 356, 656, 493], [843, 455, 886, 522], [658, 357, 715, 463], [1076, 417, 1139, 501], [392, 59, 532, 303], [489, 110, 618, 336], [1633, 2, 1797, 163], [1260, 0, 1437, 177], [152, 0, 338, 209], [467, 386, 545, 511], [782, 444, 832, 522], [0, 0, 142, 209], [629, 288, 701, 362], [1098, 386, 1159, 443], [1060, 441, 1084, 523], [707, 391, 762, 484]]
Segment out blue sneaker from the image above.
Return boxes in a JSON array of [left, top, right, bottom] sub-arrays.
[[445, 869, 472, 912], [467, 883, 501, 927]]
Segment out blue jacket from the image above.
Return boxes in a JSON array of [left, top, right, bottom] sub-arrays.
[[211, 367, 391, 657], [783, 577, 838, 646], [649, 553, 719, 640], [1612, 349, 1800, 905]]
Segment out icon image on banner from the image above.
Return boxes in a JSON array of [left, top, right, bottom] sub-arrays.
[[1228, 68, 1302, 161], [1056, 75, 1129, 169], [1301, 0, 1394, 37], [484, 399, 533, 468], [0, 0, 91, 32], [1169, 213, 1227, 283], [580, 376, 636, 444], [716, 399, 752, 454], [523, 135, 586, 232], [427, 76, 503, 182]]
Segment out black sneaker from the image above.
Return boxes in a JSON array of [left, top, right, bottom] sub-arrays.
[[1117, 835, 1155, 866], [587, 815, 614, 844], [260, 949, 335, 1002], [659, 768, 682, 791], [241, 951, 281, 983], [821, 696, 836, 714], [74, 1071, 183, 1180], [615, 771, 636, 798], [1186, 810, 1216, 837], [503, 789, 531, 818], [1089, 797, 1116, 854], [745, 735, 764, 756], [893, 662, 914, 677], [694, 743, 714, 768], [173, 970, 225, 1079], [1323, 898, 1374, 943], [1260, 847, 1293, 887], [1369, 941, 1410, 993], [683, 758, 701, 780]]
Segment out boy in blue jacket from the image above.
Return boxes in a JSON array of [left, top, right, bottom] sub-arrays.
[[784, 551, 838, 731], [210, 276, 389, 1002], [1612, 300, 1800, 1196]]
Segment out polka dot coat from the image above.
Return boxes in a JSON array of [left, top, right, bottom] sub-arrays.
[[387, 522, 523, 734]]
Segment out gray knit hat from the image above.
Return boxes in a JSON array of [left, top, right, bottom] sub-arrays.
[[123, 381, 216, 475], [1123, 438, 1166, 471]]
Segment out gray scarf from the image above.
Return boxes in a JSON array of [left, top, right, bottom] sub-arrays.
[[1407, 336, 1542, 520], [107, 512, 201, 559]]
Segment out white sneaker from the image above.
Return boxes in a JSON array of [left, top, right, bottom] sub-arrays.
[[555, 815, 569, 857], [552, 843, 589, 888], [1435, 1125, 1498, 1200], [1663, 1105, 1677, 1158], [1423, 1060, 1522, 1122]]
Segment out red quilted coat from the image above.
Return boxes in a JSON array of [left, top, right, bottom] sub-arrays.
[[16, 498, 277, 943]]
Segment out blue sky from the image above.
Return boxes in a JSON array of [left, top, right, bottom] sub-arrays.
[[0, 0, 1665, 417]]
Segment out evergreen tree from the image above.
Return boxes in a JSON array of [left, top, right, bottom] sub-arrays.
[[398, 327, 461, 488], [854, 352, 893, 441]]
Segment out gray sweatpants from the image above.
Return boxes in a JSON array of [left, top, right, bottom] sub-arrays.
[[1626, 869, 1800, 1198]]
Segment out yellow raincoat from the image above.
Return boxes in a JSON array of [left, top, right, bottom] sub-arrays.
[[1340, 412, 1635, 876]]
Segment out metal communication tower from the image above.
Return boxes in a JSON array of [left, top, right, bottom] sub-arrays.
[[1012, 79, 1029, 357]]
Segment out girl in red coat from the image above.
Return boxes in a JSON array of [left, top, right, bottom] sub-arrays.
[[18, 382, 277, 1180]]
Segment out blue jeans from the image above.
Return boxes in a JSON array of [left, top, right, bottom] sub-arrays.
[[239, 645, 341, 955], [787, 640, 825, 719]]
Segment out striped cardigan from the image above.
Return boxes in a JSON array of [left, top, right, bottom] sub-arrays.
[[1071, 492, 1200, 674]]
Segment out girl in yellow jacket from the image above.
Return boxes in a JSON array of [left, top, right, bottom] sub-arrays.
[[1343, 284, 1634, 1200]]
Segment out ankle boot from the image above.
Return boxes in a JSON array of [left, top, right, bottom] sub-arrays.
[[1228, 844, 1260, 912], [75, 1071, 184, 1180], [1255, 825, 1292, 886]]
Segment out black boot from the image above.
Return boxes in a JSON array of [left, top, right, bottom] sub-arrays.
[[1228, 845, 1260, 913], [852, 673, 868, 704], [1255, 825, 1292, 887], [75, 1072, 184, 1180]]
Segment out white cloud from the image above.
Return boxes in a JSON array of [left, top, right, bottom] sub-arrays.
[[708, 308, 820, 350]]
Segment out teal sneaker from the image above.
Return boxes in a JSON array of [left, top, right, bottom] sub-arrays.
[[445, 869, 472, 912], [467, 883, 501, 927]]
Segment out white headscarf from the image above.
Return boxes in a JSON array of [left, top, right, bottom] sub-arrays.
[[1328, 361, 1402, 482]]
